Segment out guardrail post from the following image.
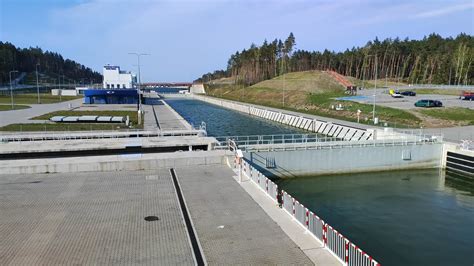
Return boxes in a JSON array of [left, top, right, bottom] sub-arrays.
[[323, 223, 327, 247], [345, 239, 349, 265], [292, 198, 296, 216], [305, 209, 309, 228]]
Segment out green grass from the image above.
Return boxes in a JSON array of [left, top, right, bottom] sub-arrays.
[[32, 110, 142, 127], [307, 93, 420, 127], [412, 89, 463, 96], [419, 107, 474, 124], [0, 104, 31, 111], [0, 123, 128, 132], [0, 93, 81, 104]]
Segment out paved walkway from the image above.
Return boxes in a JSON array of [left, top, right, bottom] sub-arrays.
[[176, 165, 314, 265], [0, 169, 195, 265], [143, 101, 192, 131], [0, 99, 83, 127]]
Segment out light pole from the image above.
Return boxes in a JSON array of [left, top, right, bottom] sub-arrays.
[[366, 54, 378, 123], [373, 56, 378, 123], [36, 63, 41, 104], [129, 52, 150, 125], [9, 70, 18, 109]]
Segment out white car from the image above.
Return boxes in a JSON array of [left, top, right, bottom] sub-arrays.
[[391, 91, 403, 98]]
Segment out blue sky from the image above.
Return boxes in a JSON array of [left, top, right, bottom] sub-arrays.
[[1, 0, 473, 82]]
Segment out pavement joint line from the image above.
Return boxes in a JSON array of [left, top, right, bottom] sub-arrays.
[[169, 168, 207, 266]]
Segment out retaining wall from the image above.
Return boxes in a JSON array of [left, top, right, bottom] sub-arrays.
[[0, 150, 228, 175], [246, 143, 443, 177], [193, 95, 373, 141]]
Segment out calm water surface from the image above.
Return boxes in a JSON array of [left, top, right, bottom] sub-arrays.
[[166, 98, 305, 136], [277, 170, 474, 266]]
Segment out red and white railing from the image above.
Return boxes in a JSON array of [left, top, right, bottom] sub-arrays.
[[239, 157, 380, 266]]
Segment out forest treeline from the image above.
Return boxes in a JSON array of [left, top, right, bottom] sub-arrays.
[[0, 42, 102, 85], [197, 33, 473, 86]]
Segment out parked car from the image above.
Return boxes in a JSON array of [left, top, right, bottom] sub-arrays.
[[460, 91, 474, 101], [401, 91, 416, 96], [414, 99, 443, 107], [391, 91, 403, 98]]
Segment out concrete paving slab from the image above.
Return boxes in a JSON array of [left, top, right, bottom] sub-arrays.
[[235, 174, 341, 265], [0, 170, 195, 265], [175, 165, 314, 265]]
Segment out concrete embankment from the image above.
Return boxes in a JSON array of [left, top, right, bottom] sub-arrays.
[[191, 94, 374, 141], [0, 150, 229, 175], [246, 141, 444, 177]]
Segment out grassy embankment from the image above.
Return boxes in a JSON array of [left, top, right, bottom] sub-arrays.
[[419, 108, 474, 125], [207, 71, 421, 128], [0, 110, 142, 131], [0, 93, 81, 104], [0, 104, 31, 111]]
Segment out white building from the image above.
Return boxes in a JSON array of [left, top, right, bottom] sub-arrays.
[[102, 65, 136, 89]]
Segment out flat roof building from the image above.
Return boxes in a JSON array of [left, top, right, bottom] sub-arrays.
[[103, 65, 136, 89]]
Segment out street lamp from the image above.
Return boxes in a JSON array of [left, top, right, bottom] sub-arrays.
[[128, 52, 150, 125], [36, 63, 41, 104], [9, 70, 18, 109], [365, 54, 378, 123]]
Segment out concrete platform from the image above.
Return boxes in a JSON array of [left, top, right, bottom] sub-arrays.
[[0, 165, 329, 265], [0, 170, 195, 265], [176, 165, 314, 265], [143, 101, 192, 131]]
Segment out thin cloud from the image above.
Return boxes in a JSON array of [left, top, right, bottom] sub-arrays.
[[415, 2, 474, 18]]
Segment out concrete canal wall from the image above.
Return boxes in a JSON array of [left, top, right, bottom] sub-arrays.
[[442, 143, 474, 177], [245, 142, 444, 177], [192, 95, 374, 141], [0, 150, 229, 175]]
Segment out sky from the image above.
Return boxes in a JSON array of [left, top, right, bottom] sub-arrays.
[[1, 0, 473, 82]]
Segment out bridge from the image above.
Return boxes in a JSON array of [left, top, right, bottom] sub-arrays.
[[141, 82, 192, 88]]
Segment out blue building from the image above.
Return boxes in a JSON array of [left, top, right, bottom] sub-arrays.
[[83, 89, 138, 104]]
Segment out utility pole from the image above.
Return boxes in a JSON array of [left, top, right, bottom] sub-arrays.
[[373, 56, 378, 123], [9, 70, 18, 109], [129, 52, 149, 125], [36, 63, 41, 104]]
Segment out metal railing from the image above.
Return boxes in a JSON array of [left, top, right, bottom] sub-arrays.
[[237, 158, 380, 266], [0, 128, 207, 143], [215, 134, 341, 149], [215, 133, 442, 152]]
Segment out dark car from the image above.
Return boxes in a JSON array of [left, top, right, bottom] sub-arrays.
[[414, 99, 442, 107], [401, 91, 416, 96]]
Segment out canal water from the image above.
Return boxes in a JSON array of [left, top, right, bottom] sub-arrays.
[[277, 170, 474, 266], [165, 98, 305, 136], [166, 97, 474, 265]]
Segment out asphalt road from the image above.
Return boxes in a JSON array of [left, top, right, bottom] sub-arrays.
[[354, 89, 473, 110]]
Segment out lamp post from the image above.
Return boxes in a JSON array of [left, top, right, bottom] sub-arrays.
[[365, 54, 378, 123], [36, 63, 41, 104], [9, 70, 18, 109], [128, 52, 150, 125], [373, 56, 378, 123]]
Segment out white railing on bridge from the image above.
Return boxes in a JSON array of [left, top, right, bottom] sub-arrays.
[[237, 158, 380, 266], [215, 133, 442, 152]]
